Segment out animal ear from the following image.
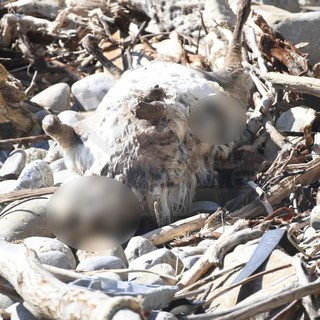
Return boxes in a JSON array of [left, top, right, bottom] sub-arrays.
[[189, 94, 247, 145]]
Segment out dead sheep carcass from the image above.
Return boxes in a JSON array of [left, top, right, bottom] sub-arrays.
[[43, 0, 252, 226]]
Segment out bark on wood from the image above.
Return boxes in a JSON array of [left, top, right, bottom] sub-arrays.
[[0, 239, 143, 320]]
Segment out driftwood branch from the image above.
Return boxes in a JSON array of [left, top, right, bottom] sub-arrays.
[[0, 134, 50, 149], [142, 213, 210, 246], [82, 34, 123, 79], [230, 157, 320, 219], [0, 239, 143, 320], [0, 187, 58, 204], [262, 72, 320, 98], [185, 278, 320, 320], [178, 227, 263, 287]]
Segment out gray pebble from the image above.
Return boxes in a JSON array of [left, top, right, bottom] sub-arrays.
[[197, 239, 215, 249], [0, 180, 16, 195], [44, 140, 62, 163], [49, 158, 66, 173], [7, 160, 54, 192], [148, 311, 178, 320], [6, 302, 37, 320], [72, 73, 115, 111], [0, 149, 26, 179], [77, 245, 128, 266], [171, 246, 206, 260], [54, 169, 78, 186], [77, 256, 126, 271], [58, 110, 81, 125], [35, 109, 50, 124], [0, 197, 52, 241], [23, 237, 76, 269], [182, 255, 201, 270], [25, 147, 47, 164], [129, 263, 177, 286], [125, 236, 157, 263], [77, 256, 127, 281], [0, 293, 18, 309], [129, 248, 183, 273], [31, 83, 71, 113]]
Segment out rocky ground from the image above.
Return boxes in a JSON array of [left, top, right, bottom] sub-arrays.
[[1, 0, 320, 319]]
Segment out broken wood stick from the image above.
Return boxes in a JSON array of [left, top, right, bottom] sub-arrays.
[[0, 187, 58, 204], [262, 72, 320, 98], [142, 213, 210, 246], [0, 238, 143, 320], [0, 134, 50, 149], [230, 157, 320, 219], [178, 227, 263, 287], [185, 278, 320, 320], [82, 34, 123, 79]]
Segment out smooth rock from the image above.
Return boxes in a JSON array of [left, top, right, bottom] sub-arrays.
[[0, 293, 17, 309], [0, 149, 26, 179], [197, 239, 216, 249], [171, 246, 206, 260], [77, 256, 127, 271], [44, 140, 62, 163], [49, 158, 66, 173], [265, 106, 316, 160], [129, 263, 177, 286], [125, 236, 157, 263], [6, 302, 37, 320], [0, 197, 52, 241], [77, 256, 127, 280], [0, 180, 16, 194], [129, 248, 183, 273], [182, 255, 201, 270], [7, 160, 54, 192], [35, 109, 49, 124], [310, 205, 320, 230], [72, 73, 115, 111], [77, 245, 128, 266], [54, 169, 78, 186], [31, 83, 71, 113], [25, 147, 47, 164], [113, 310, 143, 320], [23, 237, 76, 269], [148, 311, 178, 320], [256, 0, 299, 12], [271, 11, 320, 66], [58, 110, 81, 125]]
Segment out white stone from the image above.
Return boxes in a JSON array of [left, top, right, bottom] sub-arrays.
[[0, 197, 52, 241], [0, 149, 26, 179], [31, 83, 71, 113], [72, 73, 115, 111], [125, 236, 157, 263], [23, 236, 76, 269], [7, 160, 54, 192], [129, 248, 183, 273]]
